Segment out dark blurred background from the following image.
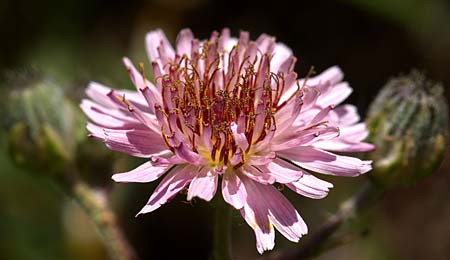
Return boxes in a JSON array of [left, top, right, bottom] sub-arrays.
[[1, 0, 450, 259]]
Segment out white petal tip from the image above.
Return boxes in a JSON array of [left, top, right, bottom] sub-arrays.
[[136, 205, 154, 216]]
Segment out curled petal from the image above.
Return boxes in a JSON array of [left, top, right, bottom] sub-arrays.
[[286, 171, 333, 199]]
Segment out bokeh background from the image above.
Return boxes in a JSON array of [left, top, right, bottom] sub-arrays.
[[1, 0, 450, 259]]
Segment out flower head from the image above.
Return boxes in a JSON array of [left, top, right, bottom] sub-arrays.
[[81, 28, 374, 253]]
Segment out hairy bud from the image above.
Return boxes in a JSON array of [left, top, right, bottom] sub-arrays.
[[3, 71, 84, 175], [366, 71, 448, 187]]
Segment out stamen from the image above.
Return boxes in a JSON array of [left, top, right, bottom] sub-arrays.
[[156, 33, 291, 168]]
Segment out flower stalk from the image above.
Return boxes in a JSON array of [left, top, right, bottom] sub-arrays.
[[70, 180, 137, 260], [212, 196, 232, 260]]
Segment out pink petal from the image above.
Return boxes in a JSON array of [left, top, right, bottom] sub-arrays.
[[301, 86, 322, 110], [85, 82, 119, 108], [310, 105, 335, 125], [333, 104, 360, 126], [241, 165, 276, 184], [276, 87, 304, 133], [340, 123, 369, 141], [255, 33, 275, 54], [316, 82, 353, 107], [222, 173, 247, 209], [187, 168, 218, 201], [247, 152, 276, 166], [271, 43, 293, 73], [310, 122, 375, 152], [172, 142, 206, 165], [218, 28, 233, 52], [272, 126, 339, 151], [86, 81, 152, 113], [240, 176, 306, 250], [252, 224, 275, 254], [176, 28, 194, 57], [122, 58, 162, 107], [123, 57, 145, 90], [263, 159, 303, 184], [265, 189, 307, 242], [301, 66, 344, 87], [112, 161, 171, 183], [313, 139, 375, 152], [80, 99, 142, 129], [145, 29, 175, 63], [139, 86, 159, 115], [231, 122, 249, 151], [286, 171, 333, 199], [149, 154, 185, 167], [137, 165, 194, 215], [239, 188, 274, 253], [106, 90, 159, 132], [278, 146, 372, 177], [87, 123, 167, 158]]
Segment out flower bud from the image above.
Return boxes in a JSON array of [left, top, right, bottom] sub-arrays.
[[366, 71, 448, 187], [2, 71, 85, 175]]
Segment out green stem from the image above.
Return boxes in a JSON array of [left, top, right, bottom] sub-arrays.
[[213, 197, 232, 260], [70, 181, 137, 260], [71, 181, 137, 260]]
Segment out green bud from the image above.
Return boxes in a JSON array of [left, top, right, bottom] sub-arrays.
[[2, 70, 85, 175], [366, 71, 448, 187]]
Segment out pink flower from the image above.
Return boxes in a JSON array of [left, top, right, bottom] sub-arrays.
[[81, 28, 374, 253]]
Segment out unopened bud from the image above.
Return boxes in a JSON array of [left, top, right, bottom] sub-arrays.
[[2, 71, 84, 175], [366, 71, 448, 187]]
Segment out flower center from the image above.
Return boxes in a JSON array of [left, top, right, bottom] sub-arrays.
[[154, 37, 294, 168]]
